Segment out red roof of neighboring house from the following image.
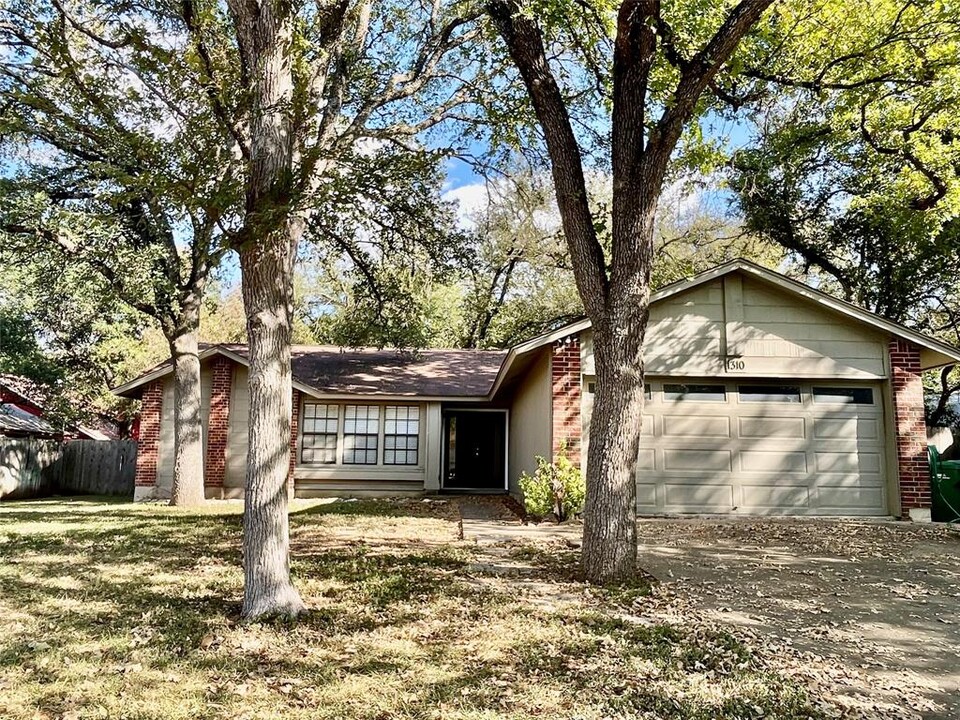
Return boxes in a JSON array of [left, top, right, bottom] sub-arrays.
[[0, 374, 120, 440], [0, 403, 59, 437]]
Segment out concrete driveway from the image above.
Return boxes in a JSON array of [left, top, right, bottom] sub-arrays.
[[635, 518, 960, 719]]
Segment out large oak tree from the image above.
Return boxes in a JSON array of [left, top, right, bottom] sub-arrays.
[[201, 0, 485, 617], [485, 0, 960, 582], [486, 0, 776, 582]]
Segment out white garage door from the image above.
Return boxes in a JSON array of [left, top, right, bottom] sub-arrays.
[[636, 381, 888, 516]]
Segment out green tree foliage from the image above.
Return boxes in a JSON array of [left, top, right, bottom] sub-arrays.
[[305, 170, 783, 351], [723, 0, 960, 424], [0, 262, 162, 428], [0, 0, 241, 505]]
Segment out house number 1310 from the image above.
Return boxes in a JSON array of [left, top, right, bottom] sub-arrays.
[[725, 358, 745, 371]]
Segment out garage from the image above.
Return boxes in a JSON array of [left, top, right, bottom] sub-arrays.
[[634, 381, 887, 515], [502, 260, 960, 521]]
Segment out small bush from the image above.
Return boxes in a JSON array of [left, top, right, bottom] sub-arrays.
[[518, 446, 585, 521]]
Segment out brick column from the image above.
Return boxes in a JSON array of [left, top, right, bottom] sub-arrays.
[[134, 381, 163, 497], [288, 390, 301, 492], [205, 357, 232, 496], [889, 339, 930, 519], [552, 335, 582, 465]]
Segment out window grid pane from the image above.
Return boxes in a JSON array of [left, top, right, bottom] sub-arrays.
[[343, 405, 379, 465], [301, 403, 339, 465], [738, 385, 802, 403], [383, 406, 419, 466]]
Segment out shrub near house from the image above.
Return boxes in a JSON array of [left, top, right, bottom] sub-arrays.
[[519, 447, 585, 521]]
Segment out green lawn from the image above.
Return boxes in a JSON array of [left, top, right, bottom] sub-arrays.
[[0, 497, 826, 720]]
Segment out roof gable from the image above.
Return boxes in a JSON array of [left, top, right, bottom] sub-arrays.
[[504, 260, 960, 372]]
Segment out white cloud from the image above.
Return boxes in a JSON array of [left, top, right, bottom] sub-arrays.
[[442, 182, 490, 229]]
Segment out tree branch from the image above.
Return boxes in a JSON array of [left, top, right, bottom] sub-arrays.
[[181, 0, 250, 159], [486, 0, 608, 319], [859, 103, 947, 210]]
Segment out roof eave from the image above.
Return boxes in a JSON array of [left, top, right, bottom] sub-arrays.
[[488, 319, 590, 399]]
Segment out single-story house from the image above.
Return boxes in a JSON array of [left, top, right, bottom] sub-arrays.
[[0, 375, 117, 441], [115, 260, 960, 520]]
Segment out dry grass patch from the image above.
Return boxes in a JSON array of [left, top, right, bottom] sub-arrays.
[[0, 497, 832, 719]]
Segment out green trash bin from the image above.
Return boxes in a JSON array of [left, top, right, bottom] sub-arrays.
[[929, 446, 960, 523]]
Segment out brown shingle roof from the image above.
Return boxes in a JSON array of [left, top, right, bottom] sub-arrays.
[[221, 345, 507, 397]]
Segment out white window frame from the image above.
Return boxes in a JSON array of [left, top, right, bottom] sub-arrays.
[[298, 400, 424, 468], [300, 402, 340, 465], [342, 404, 380, 465], [383, 405, 421, 466]]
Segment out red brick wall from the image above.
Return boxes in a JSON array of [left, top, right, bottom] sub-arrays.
[[552, 335, 582, 465], [205, 358, 232, 490], [289, 390, 301, 486], [134, 381, 163, 488], [889, 339, 930, 515]]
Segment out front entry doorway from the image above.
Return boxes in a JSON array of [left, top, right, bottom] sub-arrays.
[[442, 410, 507, 491]]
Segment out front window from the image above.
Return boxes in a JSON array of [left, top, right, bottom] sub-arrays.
[[384, 406, 420, 465], [301, 403, 338, 464], [342, 405, 380, 465]]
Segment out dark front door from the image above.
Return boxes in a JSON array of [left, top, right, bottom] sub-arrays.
[[444, 411, 506, 490]]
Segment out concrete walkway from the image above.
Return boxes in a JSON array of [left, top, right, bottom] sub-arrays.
[[458, 498, 581, 546]]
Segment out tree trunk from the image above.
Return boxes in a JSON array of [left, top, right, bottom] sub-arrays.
[[581, 340, 645, 581], [581, 282, 652, 582], [168, 328, 206, 507], [928, 364, 959, 427], [239, 224, 306, 620]]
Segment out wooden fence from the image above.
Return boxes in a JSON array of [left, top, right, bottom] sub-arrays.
[[0, 438, 137, 500]]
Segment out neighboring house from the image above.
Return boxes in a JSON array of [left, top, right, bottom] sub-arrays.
[[0, 375, 118, 441], [0, 402, 60, 439], [115, 260, 960, 521]]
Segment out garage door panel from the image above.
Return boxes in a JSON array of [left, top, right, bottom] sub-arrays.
[[664, 483, 733, 510], [740, 450, 808, 473], [813, 472, 884, 487], [815, 417, 880, 440], [636, 483, 657, 508], [817, 486, 885, 510], [663, 448, 732, 472], [662, 415, 730, 438], [637, 380, 887, 516], [815, 451, 881, 473], [640, 415, 655, 436], [636, 448, 656, 470], [741, 485, 811, 509], [739, 416, 805, 439]]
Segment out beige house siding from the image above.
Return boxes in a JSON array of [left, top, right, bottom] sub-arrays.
[[581, 273, 888, 380], [507, 349, 552, 495], [154, 368, 213, 495], [423, 402, 443, 491], [224, 365, 249, 492]]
